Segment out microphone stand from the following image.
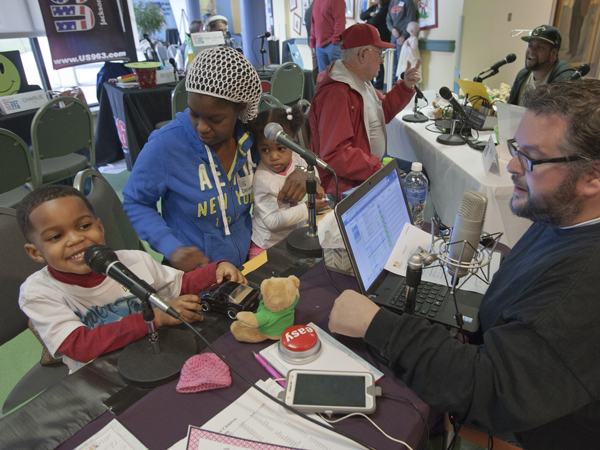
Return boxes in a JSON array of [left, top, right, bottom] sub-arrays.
[[286, 163, 323, 257], [436, 111, 467, 146], [402, 93, 428, 123], [118, 287, 197, 387], [473, 69, 498, 83], [260, 35, 268, 73]]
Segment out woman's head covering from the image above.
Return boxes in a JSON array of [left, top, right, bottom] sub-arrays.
[[186, 46, 262, 123]]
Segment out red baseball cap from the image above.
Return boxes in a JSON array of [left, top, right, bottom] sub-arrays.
[[341, 23, 395, 50]]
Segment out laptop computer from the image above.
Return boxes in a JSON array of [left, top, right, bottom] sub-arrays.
[[334, 160, 483, 334]]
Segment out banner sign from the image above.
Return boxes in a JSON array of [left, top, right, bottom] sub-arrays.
[[37, 0, 137, 70]]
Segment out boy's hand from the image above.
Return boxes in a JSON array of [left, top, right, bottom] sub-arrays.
[[216, 261, 248, 285], [154, 294, 203, 327], [278, 168, 307, 202], [170, 246, 209, 272], [315, 197, 327, 211]]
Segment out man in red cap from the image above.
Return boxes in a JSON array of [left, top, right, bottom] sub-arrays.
[[309, 23, 421, 199]]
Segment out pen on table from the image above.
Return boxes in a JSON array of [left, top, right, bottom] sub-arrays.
[[253, 351, 286, 388]]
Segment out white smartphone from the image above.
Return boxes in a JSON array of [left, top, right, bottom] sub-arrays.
[[283, 369, 377, 415]]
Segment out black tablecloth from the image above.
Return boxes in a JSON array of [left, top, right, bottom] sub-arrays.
[[54, 263, 437, 450], [95, 82, 176, 169], [0, 108, 37, 144]]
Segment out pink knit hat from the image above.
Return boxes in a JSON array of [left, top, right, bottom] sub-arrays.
[[176, 353, 232, 393]]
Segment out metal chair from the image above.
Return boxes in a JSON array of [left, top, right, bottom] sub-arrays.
[[0, 128, 41, 208], [31, 96, 95, 186], [73, 169, 145, 252], [0, 207, 69, 414], [171, 77, 188, 120], [269, 62, 305, 106]]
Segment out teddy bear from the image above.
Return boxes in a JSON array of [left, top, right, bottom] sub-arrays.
[[230, 275, 300, 343]]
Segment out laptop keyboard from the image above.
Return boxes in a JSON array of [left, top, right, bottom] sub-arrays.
[[387, 280, 449, 318]]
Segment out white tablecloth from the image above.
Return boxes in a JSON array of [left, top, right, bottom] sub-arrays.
[[386, 113, 531, 248]]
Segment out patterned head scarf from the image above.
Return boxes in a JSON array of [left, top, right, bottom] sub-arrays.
[[186, 46, 262, 123]]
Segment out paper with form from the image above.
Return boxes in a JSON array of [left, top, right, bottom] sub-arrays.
[[73, 419, 147, 450], [385, 223, 501, 295]]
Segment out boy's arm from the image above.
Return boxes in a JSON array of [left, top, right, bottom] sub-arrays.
[[57, 314, 147, 363], [180, 261, 220, 294]]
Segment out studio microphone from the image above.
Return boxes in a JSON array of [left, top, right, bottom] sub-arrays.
[[446, 191, 488, 279], [257, 31, 271, 39], [569, 63, 591, 80], [265, 123, 335, 174], [439, 86, 471, 125], [401, 71, 424, 99], [483, 53, 517, 73], [84, 245, 181, 319]]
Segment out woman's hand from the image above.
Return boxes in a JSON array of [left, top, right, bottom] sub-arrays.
[[278, 168, 308, 203], [170, 246, 209, 272]]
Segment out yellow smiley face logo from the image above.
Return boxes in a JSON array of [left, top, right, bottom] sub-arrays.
[[0, 54, 21, 96]]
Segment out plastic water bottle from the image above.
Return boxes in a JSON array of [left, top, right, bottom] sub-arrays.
[[404, 162, 428, 229]]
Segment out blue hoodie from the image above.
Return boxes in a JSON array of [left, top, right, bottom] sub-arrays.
[[123, 109, 257, 267]]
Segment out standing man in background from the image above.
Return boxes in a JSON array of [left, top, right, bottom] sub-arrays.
[[309, 0, 346, 72], [386, 0, 416, 85], [304, 1, 319, 85], [360, 0, 391, 90]]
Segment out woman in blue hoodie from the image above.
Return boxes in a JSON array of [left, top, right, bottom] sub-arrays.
[[123, 47, 305, 272]]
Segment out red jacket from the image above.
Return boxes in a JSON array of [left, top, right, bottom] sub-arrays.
[[309, 0, 346, 48], [309, 64, 415, 198]]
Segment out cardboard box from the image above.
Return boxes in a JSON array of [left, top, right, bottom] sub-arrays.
[[0, 90, 47, 115]]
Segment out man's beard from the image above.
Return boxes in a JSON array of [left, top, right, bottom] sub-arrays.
[[510, 171, 584, 227]]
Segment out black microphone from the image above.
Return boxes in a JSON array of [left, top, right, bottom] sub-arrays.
[[257, 31, 271, 39], [484, 53, 517, 73], [439, 86, 472, 125], [446, 191, 488, 279], [569, 63, 591, 80], [84, 245, 181, 319], [264, 123, 335, 174], [400, 71, 424, 99], [143, 33, 155, 50]]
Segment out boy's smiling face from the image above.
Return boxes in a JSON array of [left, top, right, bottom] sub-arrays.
[[25, 196, 105, 274]]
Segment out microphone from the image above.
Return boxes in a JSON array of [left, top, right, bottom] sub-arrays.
[[169, 57, 177, 70], [569, 63, 590, 80], [483, 53, 516, 73], [257, 31, 271, 39], [400, 71, 424, 99], [84, 245, 181, 319], [446, 191, 488, 279], [264, 123, 335, 174], [439, 86, 471, 125]]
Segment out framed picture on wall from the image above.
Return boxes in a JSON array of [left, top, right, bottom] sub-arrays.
[[290, 0, 298, 12], [554, 0, 600, 77], [293, 13, 302, 35], [418, 0, 438, 30], [345, 0, 355, 19]]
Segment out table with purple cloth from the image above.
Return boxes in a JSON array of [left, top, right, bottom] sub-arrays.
[[55, 262, 439, 449]]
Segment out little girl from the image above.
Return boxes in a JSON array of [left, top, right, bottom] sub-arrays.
[[396, 21, 420, 81], [248, 105, 326, 259]]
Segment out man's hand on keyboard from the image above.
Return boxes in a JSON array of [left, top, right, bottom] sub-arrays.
[[328, 290, 380, 338]]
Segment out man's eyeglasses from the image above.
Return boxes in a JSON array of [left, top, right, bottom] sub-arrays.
[[364, 47, 384, 58], [507, 138, 585, 172]]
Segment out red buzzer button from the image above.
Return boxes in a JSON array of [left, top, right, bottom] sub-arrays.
[[278, 325, 322, 364]]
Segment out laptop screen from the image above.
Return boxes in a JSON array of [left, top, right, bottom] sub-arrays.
[[338, 166, 412, 292]]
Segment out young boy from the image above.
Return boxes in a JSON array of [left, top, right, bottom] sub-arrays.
[[17, 185, 246, 372]]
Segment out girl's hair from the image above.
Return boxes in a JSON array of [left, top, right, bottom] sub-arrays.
[[407, 21, 419, 36], [248, 104, 305, 139], [186, 46, 262, 123]]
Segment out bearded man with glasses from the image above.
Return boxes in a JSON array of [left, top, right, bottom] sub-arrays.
[[328, 79, 600, 449]]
